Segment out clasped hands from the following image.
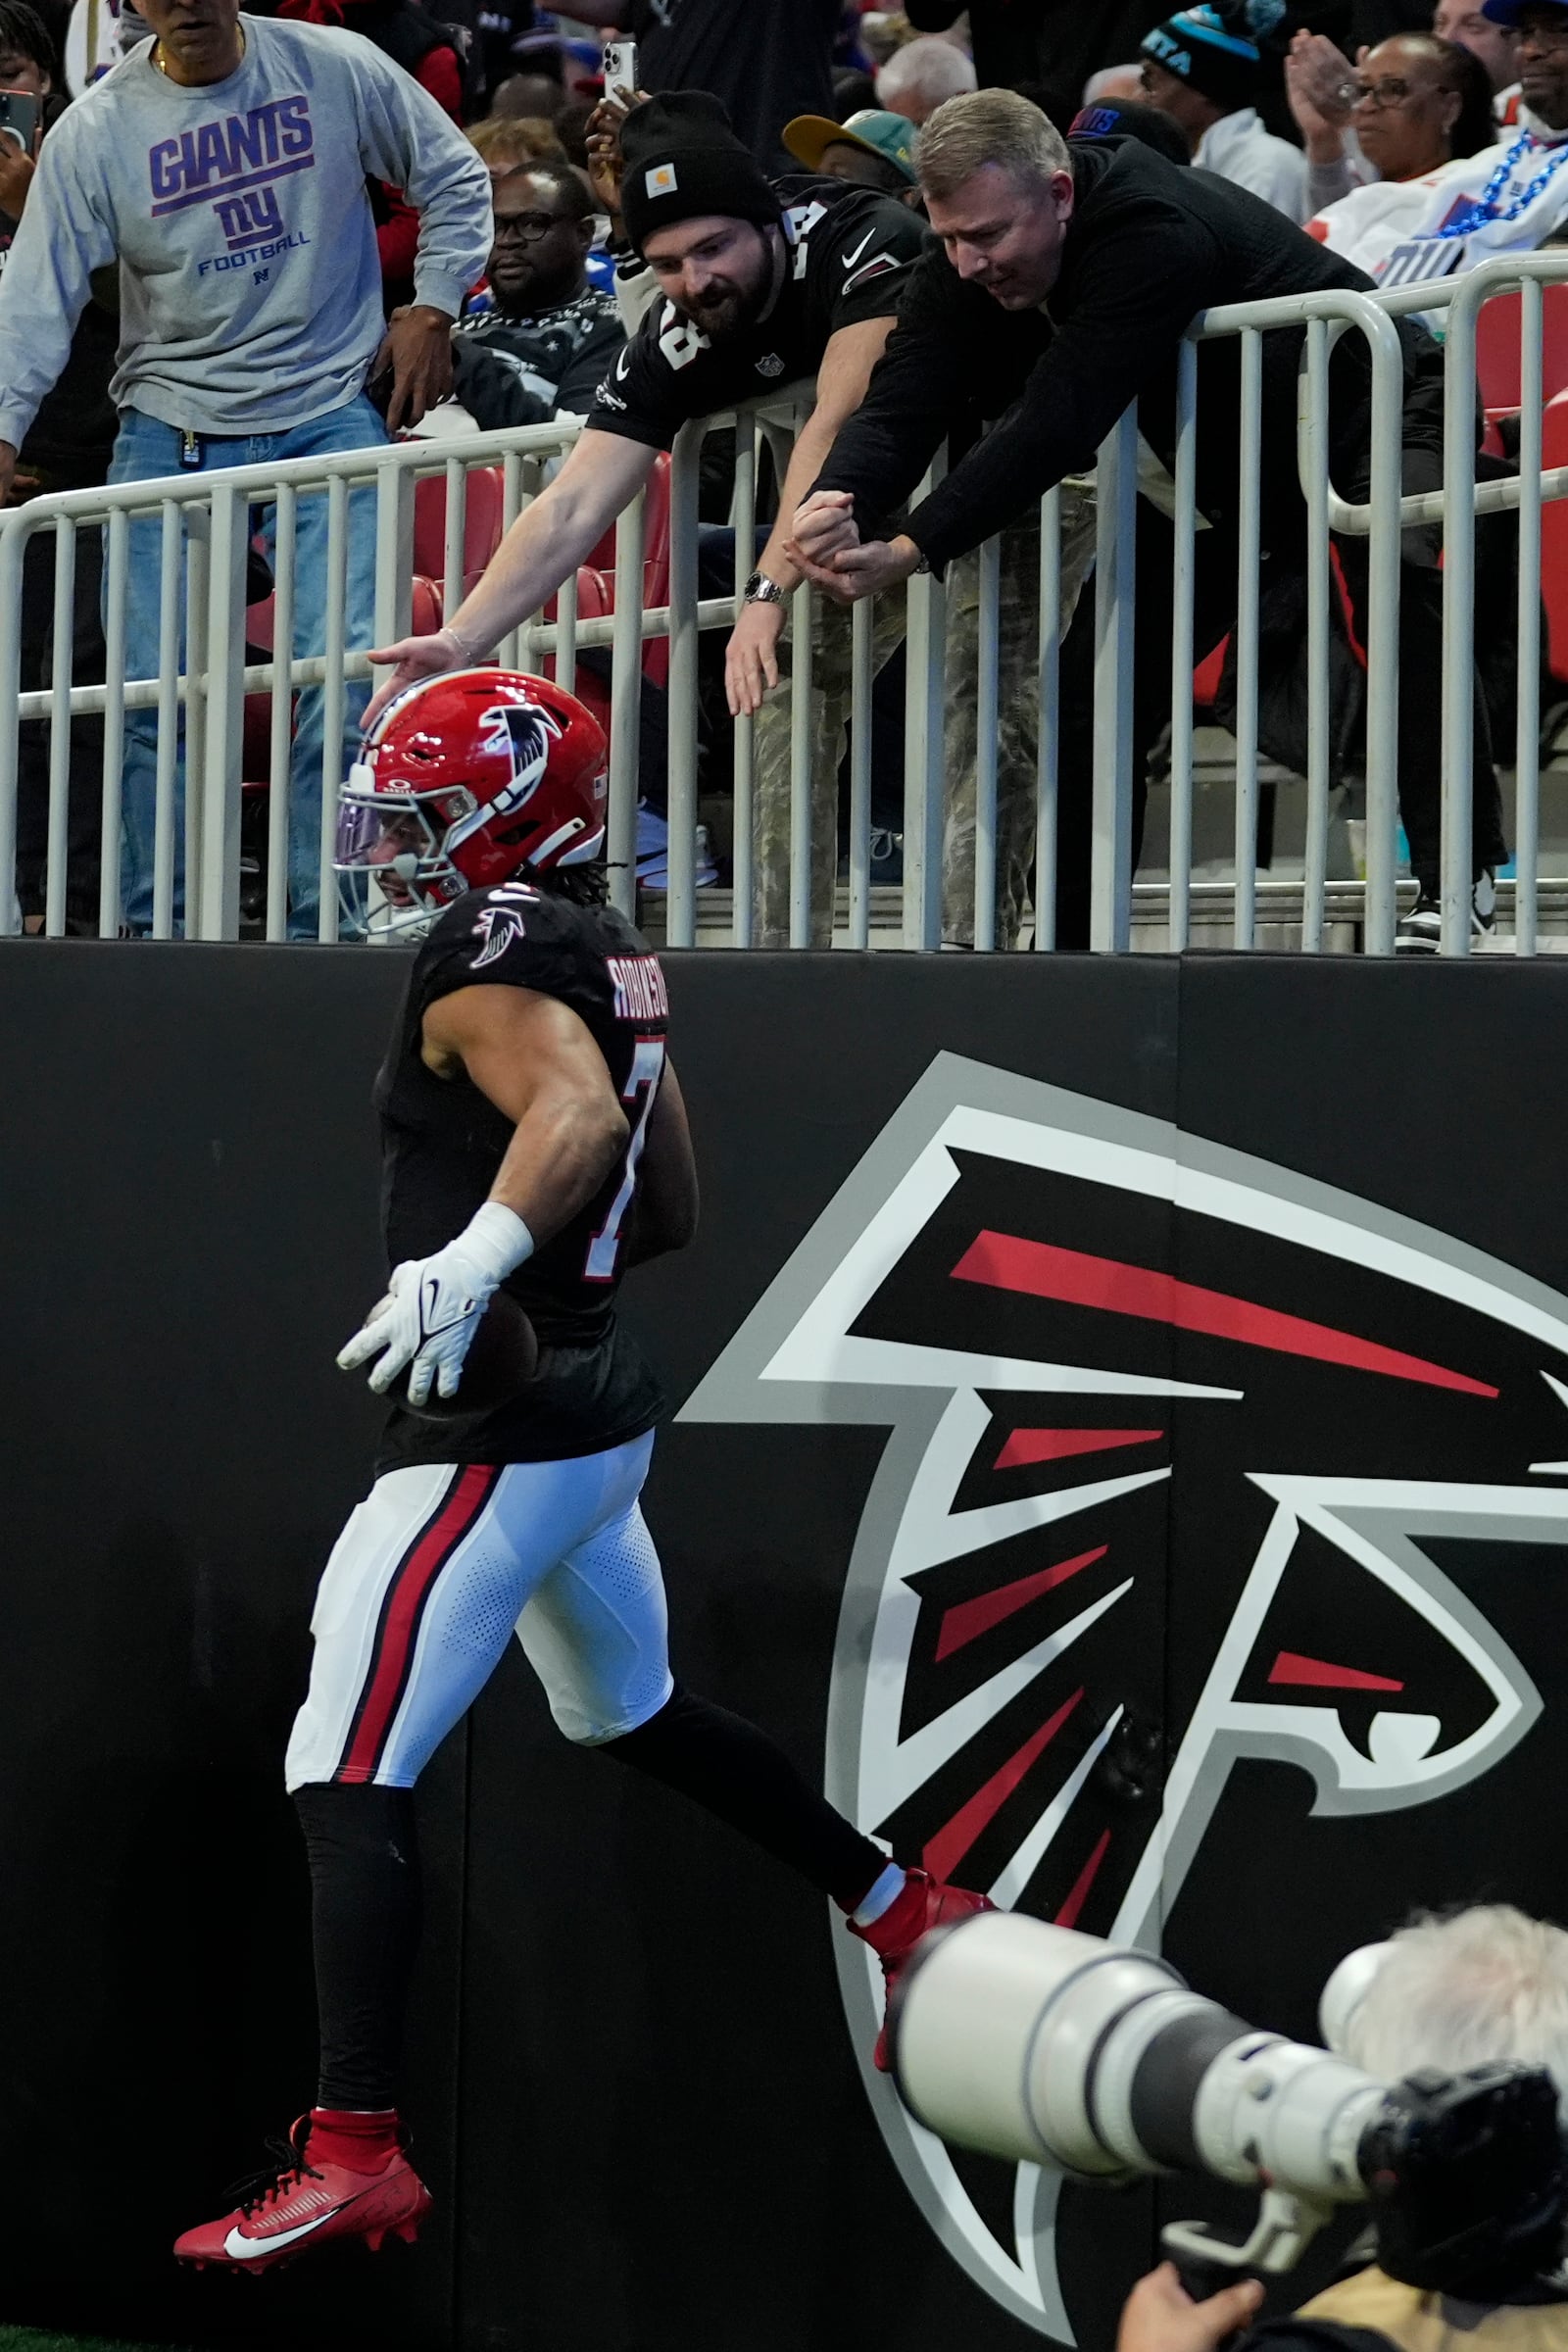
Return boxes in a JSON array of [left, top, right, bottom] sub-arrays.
[[785, 491, 924, 604]]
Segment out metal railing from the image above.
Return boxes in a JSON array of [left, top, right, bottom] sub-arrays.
[[5, 253, 1568, 952]]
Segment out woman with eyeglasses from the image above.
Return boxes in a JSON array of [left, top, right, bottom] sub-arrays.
[[1290, 32, 1568, 290], [1289, 31, 1499, 216]]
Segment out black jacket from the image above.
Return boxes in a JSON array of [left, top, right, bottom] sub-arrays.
[[451, 288, 625, 430], [811, 137, 1446, 573]]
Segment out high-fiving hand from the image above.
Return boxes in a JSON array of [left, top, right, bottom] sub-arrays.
[[786, 491, 924, 605]]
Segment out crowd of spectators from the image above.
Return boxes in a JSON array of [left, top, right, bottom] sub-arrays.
[[3, 0, 1568, 939]]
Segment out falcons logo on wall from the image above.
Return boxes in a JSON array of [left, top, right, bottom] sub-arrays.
[[679, 1054, 1568, 2340]]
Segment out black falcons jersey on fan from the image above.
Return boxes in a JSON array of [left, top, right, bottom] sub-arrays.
[[373, 882, 669, 1472], [588, 175, 930, 453]]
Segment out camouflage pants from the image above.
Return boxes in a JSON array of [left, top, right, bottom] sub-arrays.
[[750, 589, 908, 949], [750, 486, 1099, 950], [940, 482, 1100, 948]]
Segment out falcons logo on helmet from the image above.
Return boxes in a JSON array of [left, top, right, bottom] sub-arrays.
[[448, 703, 566, 853], [680, 1054, 1568, 2340]]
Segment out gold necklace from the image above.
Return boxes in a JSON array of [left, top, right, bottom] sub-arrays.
[[152, 22, 245, 77]]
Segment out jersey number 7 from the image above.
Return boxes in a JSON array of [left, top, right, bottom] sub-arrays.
[[584, 1039, 666, 1281]]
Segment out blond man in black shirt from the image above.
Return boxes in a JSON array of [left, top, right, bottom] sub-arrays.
[[793, 89, 1505, 951]]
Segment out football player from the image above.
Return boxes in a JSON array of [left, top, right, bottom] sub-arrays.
[[172, 669, 988, 2274]]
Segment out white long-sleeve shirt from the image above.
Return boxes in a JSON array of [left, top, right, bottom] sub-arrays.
[[1194, 106, 1311, 227], [0, 12, 493, 449]]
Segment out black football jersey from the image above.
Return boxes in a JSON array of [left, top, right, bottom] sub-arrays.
[[587, 175, 931, 453], [373, 880, 671, 1471]]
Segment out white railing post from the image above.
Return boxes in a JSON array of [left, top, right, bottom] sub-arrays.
[[1362, 306, 1404, 956], [1091, 404, 1139, 953], [665, 419, 703, 947], [152, 501, 183, 941], [44, 517, 76, 939], [266, 484, 296, 942], [199, 476, 249, 940], [317, 473, 350, 943], [182, 512, 208, 936], [1441, 273, 1483, 957], [1033, 486, 1062, 954], [902, 450, 947, 953], [0, 511, 24, 934], [373, 455, 416, 650], [1233, 330, 1263, 950], [1516, 276, 1544, 958], [607, 486, 646, 920], [847, 596, 874, 950], [730, 419, 758, 949], [1300, 319, 1333, 955], [973, 533, 1002, 954], [788, 576, 814, 948], [101, 507, 130, 940]]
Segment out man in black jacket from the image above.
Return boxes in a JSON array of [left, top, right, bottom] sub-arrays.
[[791, 89, 1505, 951]]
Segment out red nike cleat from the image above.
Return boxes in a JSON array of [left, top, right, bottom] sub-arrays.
[[848, 1868, 995, 2073], [173, 2112, 431, 2275]]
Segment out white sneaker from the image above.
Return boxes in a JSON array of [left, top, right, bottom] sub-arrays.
[[636, 803, 715, 890], [1395, 869, 1496, 956]]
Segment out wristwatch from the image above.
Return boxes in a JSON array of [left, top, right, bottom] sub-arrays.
[[743, 569, 787, 607]]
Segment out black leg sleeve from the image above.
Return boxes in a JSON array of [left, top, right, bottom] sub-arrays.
[[293, 1783, 422, 2112], [598, 1684, 890, 1911]]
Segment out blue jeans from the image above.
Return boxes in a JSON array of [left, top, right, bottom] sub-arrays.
[[109, 396, 385, 937]]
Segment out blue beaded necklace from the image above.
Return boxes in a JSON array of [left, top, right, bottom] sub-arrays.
[[1434, 126, 1568, 240]]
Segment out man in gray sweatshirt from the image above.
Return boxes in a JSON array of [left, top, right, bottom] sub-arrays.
[[0, 0, 492, 934]]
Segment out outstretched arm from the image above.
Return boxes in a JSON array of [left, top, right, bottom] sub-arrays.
[[362, 428, 658, 727], [725, 315, 901, 716]]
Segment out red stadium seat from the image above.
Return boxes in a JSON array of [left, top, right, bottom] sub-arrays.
[[543, 568, 615, 739], [1536, 388, 1568, 683], [583, 451, 673, 688], [413, 465, 507, 601], [1475, 285, 1568, 421]]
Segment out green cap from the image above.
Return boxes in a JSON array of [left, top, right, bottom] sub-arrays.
[[782, 107, 919, 187]]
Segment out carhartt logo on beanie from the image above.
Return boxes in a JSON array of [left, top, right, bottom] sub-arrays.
[[1142, 0, 1285, 112], [619, 90, 780, 255]]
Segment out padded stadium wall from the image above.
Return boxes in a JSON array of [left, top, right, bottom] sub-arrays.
[[1, 945, 1565, 2351]]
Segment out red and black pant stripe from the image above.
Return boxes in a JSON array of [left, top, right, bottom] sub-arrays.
[[331, 1463, 502, 1784]]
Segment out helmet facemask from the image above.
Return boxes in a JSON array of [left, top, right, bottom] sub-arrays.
[[335, 765, 480, 941]]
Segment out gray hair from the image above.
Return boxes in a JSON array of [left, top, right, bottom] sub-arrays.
[[1342, 1906, 1568, 2102], [875, 34, 977, 117], [915, 88, 1070, 205]]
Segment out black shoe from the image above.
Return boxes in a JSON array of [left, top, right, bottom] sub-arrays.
[[1395, 869, 1495, 956]]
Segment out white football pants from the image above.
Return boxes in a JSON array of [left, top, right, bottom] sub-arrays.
[[284, 1433, 673, 1789]]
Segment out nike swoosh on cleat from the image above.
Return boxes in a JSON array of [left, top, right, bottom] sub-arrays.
[[222, 2195, 368, 2260]]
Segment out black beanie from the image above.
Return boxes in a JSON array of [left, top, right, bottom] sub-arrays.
[[619, 90, 780, 255], [1141, 0, 1285, 113]]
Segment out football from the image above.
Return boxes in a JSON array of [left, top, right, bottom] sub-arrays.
[[397, 1290, 539, 1420]]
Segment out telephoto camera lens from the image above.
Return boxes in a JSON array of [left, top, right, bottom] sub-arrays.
[[892, 1912, 1383, 2204]]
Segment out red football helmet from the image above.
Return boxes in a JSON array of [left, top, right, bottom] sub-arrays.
[[336, 668, 608, 937]]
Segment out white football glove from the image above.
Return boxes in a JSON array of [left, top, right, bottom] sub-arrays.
[[338, 1202, 534, 1407]]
